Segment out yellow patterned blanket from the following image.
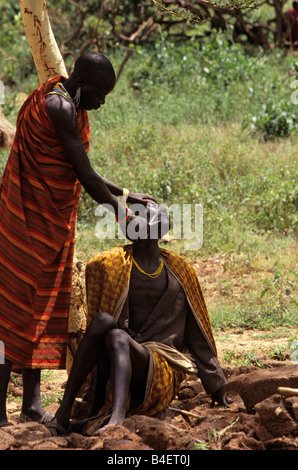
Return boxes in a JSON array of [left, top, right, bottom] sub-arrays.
[[86, 244, 216, 355]]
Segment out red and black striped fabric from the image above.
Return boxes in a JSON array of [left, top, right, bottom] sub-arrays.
[[0, 76, 90, 369]]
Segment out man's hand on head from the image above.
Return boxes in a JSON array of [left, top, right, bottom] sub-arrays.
[[128, 192, 158, 205]]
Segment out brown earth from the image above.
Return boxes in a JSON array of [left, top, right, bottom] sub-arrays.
[[3, 330, 298, 451]]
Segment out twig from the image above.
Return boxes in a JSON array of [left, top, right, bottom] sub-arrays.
[[168, 406, 206, 421], [61, 0, 87, 49], [167, 422, 206, 444], [116, 49, 133, 82], [278, 387, 298, 397], [217, 417, 239, 438]]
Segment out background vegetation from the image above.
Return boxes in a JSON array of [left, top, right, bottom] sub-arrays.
[[0, 1, 297, 338]]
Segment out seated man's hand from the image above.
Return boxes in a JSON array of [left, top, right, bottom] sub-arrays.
[[211, 387, 233, 408]]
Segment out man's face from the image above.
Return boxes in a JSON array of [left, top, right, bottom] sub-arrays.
[[123, 203, 170, 241], [144, 202, 170, 239], [79, 76, 115, 111]]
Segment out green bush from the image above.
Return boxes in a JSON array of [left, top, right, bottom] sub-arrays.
[[0, 4, 34, 88], [245, 101, 297, 140], [124, 34, 298, 138], [252, 180, 298, 232]]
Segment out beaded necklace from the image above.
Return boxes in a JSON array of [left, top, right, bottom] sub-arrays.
[[132, 256, 164, 279], [46, 82, 77, 110]]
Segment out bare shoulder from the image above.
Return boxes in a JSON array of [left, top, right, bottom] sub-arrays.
[[45, 93, 77, 130]]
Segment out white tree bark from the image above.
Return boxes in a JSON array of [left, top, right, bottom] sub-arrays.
[[18, 0, 68, 84]]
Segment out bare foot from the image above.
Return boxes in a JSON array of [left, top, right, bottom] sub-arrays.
[[93, 423, 114, 435], [93, 416, 125, 436], [19, 410, 55, 424], [46, 416, 68, 436]]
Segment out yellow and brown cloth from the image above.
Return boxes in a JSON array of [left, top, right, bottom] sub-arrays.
[[86, 244, 216, 354]]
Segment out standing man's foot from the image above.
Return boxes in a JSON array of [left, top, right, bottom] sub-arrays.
[[46, 416, 68, 436], [19, 409, 55, 425]]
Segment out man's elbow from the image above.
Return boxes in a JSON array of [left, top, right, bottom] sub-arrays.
[[79, 171, 108, 204], [79, 170, 100, 192]]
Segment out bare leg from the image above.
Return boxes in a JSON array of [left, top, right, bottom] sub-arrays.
[[1, 360, 52, 425], [88, 354, 110, 418], [0, 358, 12, 427], [21, 368, 49, 421], [53, 312, 118, 430], [100, 329, 149, 430]]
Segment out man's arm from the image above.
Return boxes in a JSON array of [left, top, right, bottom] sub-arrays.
[[100, 177, 157, 205], [46, 95, 128, 219], [185, 311, 231, 406], [46, 95, 156, 209]]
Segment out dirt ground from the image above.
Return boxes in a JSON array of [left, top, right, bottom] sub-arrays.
[[2, 326, 297, 451]]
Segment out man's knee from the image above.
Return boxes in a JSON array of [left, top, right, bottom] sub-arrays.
[[104, 328, 129, 352], [87, 312, 117, 338]]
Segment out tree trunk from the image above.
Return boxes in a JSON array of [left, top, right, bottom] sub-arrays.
[[273, 0, 286, 47], [0, 106, 15, 148], [18, 0, 67, 84], [19, 0, 86, 371]]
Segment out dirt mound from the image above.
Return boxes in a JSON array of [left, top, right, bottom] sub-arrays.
[[2, 362, 298, 451]]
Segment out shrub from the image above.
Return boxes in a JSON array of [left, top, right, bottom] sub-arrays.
[[245, 101, 297, 140]]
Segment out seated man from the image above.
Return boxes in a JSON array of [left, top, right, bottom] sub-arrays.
[[48, 203, 230, 435]]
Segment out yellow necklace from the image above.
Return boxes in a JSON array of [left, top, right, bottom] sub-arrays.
[[132, 256, 164, 279]]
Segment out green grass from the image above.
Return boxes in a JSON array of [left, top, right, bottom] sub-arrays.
[[0, 35, 297, 332]]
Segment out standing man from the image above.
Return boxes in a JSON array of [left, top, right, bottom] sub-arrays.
[[0, 52, 151, 427]]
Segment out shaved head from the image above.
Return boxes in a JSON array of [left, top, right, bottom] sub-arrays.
[[68, 52, 116, 110], [73, 52, 116, 85]]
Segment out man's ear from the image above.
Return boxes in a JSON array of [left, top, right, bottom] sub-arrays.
[[76, 77, 84, 87]]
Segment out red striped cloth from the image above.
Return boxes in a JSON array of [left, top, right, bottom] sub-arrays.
[[0, 76, 90, 369]]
